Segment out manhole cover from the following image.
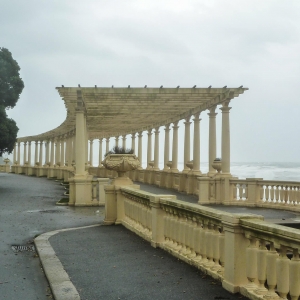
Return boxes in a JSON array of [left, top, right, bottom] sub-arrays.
[[12, 245, 35, 252]]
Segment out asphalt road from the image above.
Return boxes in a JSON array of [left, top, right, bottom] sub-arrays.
[[0, 173, 102, 300]]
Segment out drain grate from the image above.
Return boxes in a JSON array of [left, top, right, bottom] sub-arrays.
[[12, 245, 35, 252]]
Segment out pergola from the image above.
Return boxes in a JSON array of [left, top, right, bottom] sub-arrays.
[[17, 86, 248, 142]]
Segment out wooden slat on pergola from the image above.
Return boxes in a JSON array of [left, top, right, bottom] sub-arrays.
[[18, 86, 248, 142]]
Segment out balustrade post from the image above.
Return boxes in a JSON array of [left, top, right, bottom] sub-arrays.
[[220, 101, 231, 175], [193, 113, 201, 175], [163, 124, 170, 171], [154, 127, 160, 170], [183, 117, 191, 173], [23, 142, 27, 165], [138, 132, 143, 168], [89, 139, 93, 166], [98, 138, 103, 167], [208, 106, 217, 176], [171, 121, 179, 173], [147, 129, 152, 169]]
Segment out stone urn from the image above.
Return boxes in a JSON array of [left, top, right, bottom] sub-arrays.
[[3, 158, 10, 165], [212, 158, 222, 173], [102, 154, 140, 185], [186, 160, 193, 170]]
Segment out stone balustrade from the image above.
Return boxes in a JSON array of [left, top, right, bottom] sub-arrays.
[[104, 185, 300, 299]]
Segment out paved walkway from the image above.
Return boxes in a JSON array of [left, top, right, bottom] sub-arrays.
[[1, 173, 299, 299]]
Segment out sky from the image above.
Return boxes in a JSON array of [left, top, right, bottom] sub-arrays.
[[1, 0, 300, 164]]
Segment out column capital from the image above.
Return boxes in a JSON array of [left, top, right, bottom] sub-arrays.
[[122, 135, 126, 139], [131, 133, 136, 138], [138, 132, 143, 137], [184, 121, 192, 125], [154, 127, 160, 134], [99, 138, 103, 142], [39, 141, 43, 145], [185, 116, 191, 122], [172, 121, 179, 129], [106, 137, 110, 141], [193, 112, 201, 120], [147, 129, 152, 135], [89, 139, 94, 143], [164, 124, 171, 131]]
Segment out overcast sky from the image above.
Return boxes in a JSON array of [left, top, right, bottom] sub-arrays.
[[1, 0, 300, 163]]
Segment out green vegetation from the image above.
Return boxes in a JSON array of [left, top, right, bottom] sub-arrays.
[[104, 146, 134, 157], [0, 47, 24, 156]]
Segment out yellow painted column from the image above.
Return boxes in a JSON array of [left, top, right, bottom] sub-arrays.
[[13, 143, 17, 164], [220, 101, 231, 175], [72, 135, 76, 164], [75, 107, 86, 175], [89, 139, 93, 166], [171, 121, 179, 173], [193, 113, 201, 175], [115, 136, 119, 147], [154, 127, 160, 170], [106, 137, 110, 154], [23, 142, 27, 165], [163, 124, 170, 171], [208, 106, 217, 175], [34, 141, 38, 166], [44, 141, 49, 165], [60, 138, 65, 166], [131, 133, 136, 152], [183, 117, 191, 173], [138, 132, 143, 166], [39, 141, 43, 166], [50, 139, 54, 167], [28, 142, 31, 165], [147, 129, 152, 169], [122, 135, 126, 149], [98, 138, 103, 167]]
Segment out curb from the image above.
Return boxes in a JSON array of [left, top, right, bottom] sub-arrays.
[[34, 224, 101, 300]]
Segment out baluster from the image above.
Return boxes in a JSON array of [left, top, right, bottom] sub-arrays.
[[188, 217, 197, 258], [173, 212, 181, 250], [290, 249, 300, 300], [270, 186, 275, 203], [176, 214, 184, 252], [193, 218, 202, 262], [276, 245, 290, 299], [245, 237, 258, 290], [204, 223, 214, 267], [279, 186, 283, 204], [147, 206, 152, 231], [184, 216, 192, 256], [265, 185, 270, 202], [211, 225, 221, 271], [295, 187, 300, 205], [92, 180, 97, 202], [217, 230, 225, 275], [260, 185, 264, 202], [274, 186, 279, 204], [164, 210, 170, 244], [170, 210, 177, 248], [233, 184, 237, 200], [255, 239, 268, 295], [199, 222, 208, 265], [239, 184, 243, 200], [244, 184, 248, 200], [265, 242, 280, 299]]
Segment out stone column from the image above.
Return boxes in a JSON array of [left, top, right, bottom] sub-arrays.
[[106, 138, 110, 154], [115, 136, 119, 147], [171, 121, 179, 173], [28, 142, 32, 165], [147, 129, 152, 169], [44, 141, 49, 165], [56, 140, 61, 165], [164, 124, 170, 171], [75, 107, 86, 175], [72, 135, 76, 164], [154, 127, 160, 170], [39, 141, 43, 166], [208, 106, 217, 175], [122, 135, 126, 149], [17, 142, 21, 165], [60, 139, 65, 166], [138, 132, 143, 166], [65, 137, 69, 166], [34, 141, 38, 165], [183, 117, 191, 173], [84, 115, 88, 164], [98, 138, 103, 167], [23, 142, 27, 165], [89, 139, 93, 166], [50, 139, 55, 167], [131, 133, 136, 152], [221, 101, 231, 175], [13, 143, 17, 164], [193, 113, 201, 175]]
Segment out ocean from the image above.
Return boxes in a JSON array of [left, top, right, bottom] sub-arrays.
[[156, 162, 300, 182]]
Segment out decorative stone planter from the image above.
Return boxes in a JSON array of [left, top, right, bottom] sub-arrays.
[[186, 160, 193, 170], [102, 154, 140, 185], [4, 158, 10, 165], [212, 158, 222, 173]]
